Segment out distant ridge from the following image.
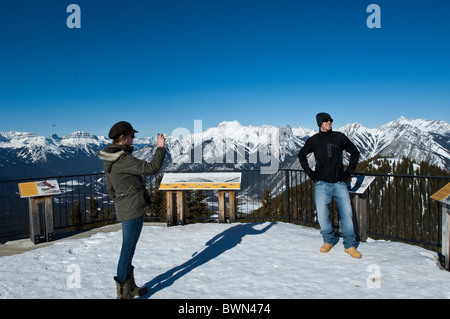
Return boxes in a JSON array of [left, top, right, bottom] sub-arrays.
[[1, 117, 449, 180]]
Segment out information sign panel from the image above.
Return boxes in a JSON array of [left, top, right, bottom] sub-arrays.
[[430, 182, 450, 205], [18, 180, 61, 198], [348, 176, 376, 195], [159, 172, 241, 190]]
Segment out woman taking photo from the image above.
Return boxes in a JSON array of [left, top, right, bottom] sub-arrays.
[[98, 121, 166, 299]]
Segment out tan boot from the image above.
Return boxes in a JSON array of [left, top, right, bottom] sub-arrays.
[[320, 243, 333, 253], [129, 266, 148, 297], [114, 275, 134, 299], [345, 247, 362, 258]]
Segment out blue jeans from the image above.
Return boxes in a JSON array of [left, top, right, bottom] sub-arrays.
[[117, 216, 144, 283], [314, 181, 357, 249]]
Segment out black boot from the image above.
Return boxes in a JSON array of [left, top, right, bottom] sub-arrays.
[[129, 266, 148, 297], [114, 275, 134, 299]]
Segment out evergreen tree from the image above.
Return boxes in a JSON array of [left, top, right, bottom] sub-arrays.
[[89, 195, 99, 222], [355, 156, 449, 248], [186, 190, 210, 221], [150, 175, 166, 218], [261, 186, 272, 218], [69, 200, 83, 228]]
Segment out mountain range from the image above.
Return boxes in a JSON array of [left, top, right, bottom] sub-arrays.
[[1, 116, 449, 181]]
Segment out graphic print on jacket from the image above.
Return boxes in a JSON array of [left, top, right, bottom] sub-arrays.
[[327, 143, 340, 158]]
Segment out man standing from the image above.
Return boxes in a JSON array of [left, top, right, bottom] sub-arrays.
[[298, 113, 361, 258]]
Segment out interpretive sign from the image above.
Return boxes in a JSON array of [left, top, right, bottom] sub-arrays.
[[17, 180, 59, 244], [159, 172, 241, 190], [348, 176, 375, 195], [347, 176, 375, 242], [431, 182, 450, 270], [18, 180, 61, 198], [430, 182, 450, 206], [159, 172, 241, 226]]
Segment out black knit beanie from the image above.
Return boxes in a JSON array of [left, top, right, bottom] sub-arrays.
[[316, 112, 333, 127]]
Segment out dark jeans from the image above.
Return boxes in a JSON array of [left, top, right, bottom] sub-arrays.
[[117, 216, 144, 283]]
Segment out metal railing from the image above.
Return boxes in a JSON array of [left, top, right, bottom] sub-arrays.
[[283, 170, 450, 251], [1, 170, 449, 252], [0, 173, 117, 242]]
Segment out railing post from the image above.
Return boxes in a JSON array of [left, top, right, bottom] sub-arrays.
[[285, 170, 290, 223], [348, 176, 375, 243], [218, 190, 226, 223], [166, 191, 176, 226], [229, 190, 236, 223], [28, 198, 41, 244], [176, 190, 186, 226], [28, 196, 54, 244], [351, 193, 367, 242], [442, 203, 450, 270], [430, 182, 450, 270]]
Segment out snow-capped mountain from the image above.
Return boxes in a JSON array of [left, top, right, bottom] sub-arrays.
[[0, 117, 449, 180], [133, 121, 309, 174], [340, 117, 450, 170], [0, 131, 110, 179]]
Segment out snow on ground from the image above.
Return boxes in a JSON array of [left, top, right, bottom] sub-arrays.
[[1, 222, 450, 299]]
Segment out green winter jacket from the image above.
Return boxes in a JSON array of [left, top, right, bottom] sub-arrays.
[[98, 143, 166, 221]]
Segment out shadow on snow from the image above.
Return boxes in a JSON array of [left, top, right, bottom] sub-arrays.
[[141, 222, 275, 298]]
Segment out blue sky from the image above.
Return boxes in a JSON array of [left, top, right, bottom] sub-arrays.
[[1, 0, 449, 137]]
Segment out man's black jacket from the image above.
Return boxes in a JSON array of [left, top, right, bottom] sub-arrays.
[[297, 129, 360, 183]]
